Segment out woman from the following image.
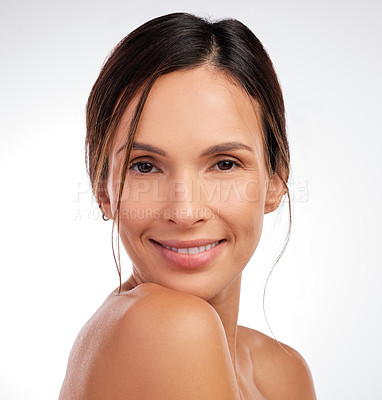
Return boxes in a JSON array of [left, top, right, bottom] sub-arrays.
[[59, 12, 316, 399]]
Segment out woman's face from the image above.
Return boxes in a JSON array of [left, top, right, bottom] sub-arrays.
[[104, 66, 279, 300]]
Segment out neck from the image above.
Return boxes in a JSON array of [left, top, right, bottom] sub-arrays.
[[207, 274, 242, 372]]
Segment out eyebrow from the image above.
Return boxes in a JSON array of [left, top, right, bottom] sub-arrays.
[[200, 142, 253, 157], [117, 141, 253, 157], [117, 142, 167, 156]]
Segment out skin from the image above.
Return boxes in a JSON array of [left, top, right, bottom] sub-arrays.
[[104, 65, 284, 359], [60, 65, 316, 399]]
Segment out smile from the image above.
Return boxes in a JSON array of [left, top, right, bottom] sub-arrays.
[[158, 240, 222, 254], [150, 239, 226, 269]]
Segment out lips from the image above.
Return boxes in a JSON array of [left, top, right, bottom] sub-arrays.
[[150, 238, 226, 269], [153, 239, 223, 254], [154, 238, 224, 248]]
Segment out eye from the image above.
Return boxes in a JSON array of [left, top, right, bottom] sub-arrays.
[[217, 160, 234, 170], [129, 161, 159, 174], [212, 159, 241, 171]]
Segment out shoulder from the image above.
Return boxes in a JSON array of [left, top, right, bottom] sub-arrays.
[[116, 282, 227, 336], [238, 326, 317, 400], [115, 282, 230, 346], [81, 283, 241, 400]]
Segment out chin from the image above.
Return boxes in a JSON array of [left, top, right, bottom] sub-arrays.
[[137, 267, 240, 302]]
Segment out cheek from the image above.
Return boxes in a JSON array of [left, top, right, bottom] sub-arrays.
[[117, 200, 156, 277], [114, 181, 158, 253], [217, 176, 266, 215], [216, 176, 266, 246], [118, 184, 158, 229]]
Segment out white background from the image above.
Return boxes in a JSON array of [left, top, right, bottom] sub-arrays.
[[1, 0, 381, 399]]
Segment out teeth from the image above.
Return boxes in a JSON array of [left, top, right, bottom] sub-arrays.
[[160, 241, 221, 254], [188, 247, 199, 255]]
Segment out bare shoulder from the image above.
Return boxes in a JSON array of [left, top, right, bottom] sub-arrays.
[[116, 282, 230, 340], [61, 283, 241, 400], [238, 326, 317, 400]]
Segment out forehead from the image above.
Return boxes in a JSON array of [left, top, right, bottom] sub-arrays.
[[113, 66, 264, 156]]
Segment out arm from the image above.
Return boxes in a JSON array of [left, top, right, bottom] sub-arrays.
[[84, 284, 241, 400]]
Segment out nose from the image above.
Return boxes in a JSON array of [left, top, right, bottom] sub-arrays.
[[163, 177, 210, 227]]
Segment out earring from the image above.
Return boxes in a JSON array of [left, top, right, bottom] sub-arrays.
[[99, 204, 110, 221]]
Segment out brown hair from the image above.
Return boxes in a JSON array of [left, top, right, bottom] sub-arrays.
[[85, 12, 291, 293]]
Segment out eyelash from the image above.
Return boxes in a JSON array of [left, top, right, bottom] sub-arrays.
[[128, 157, 243, 175]]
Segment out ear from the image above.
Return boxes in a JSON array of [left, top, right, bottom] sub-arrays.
[[264, 172, 287, 214], [97, 181, 113, 220]]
